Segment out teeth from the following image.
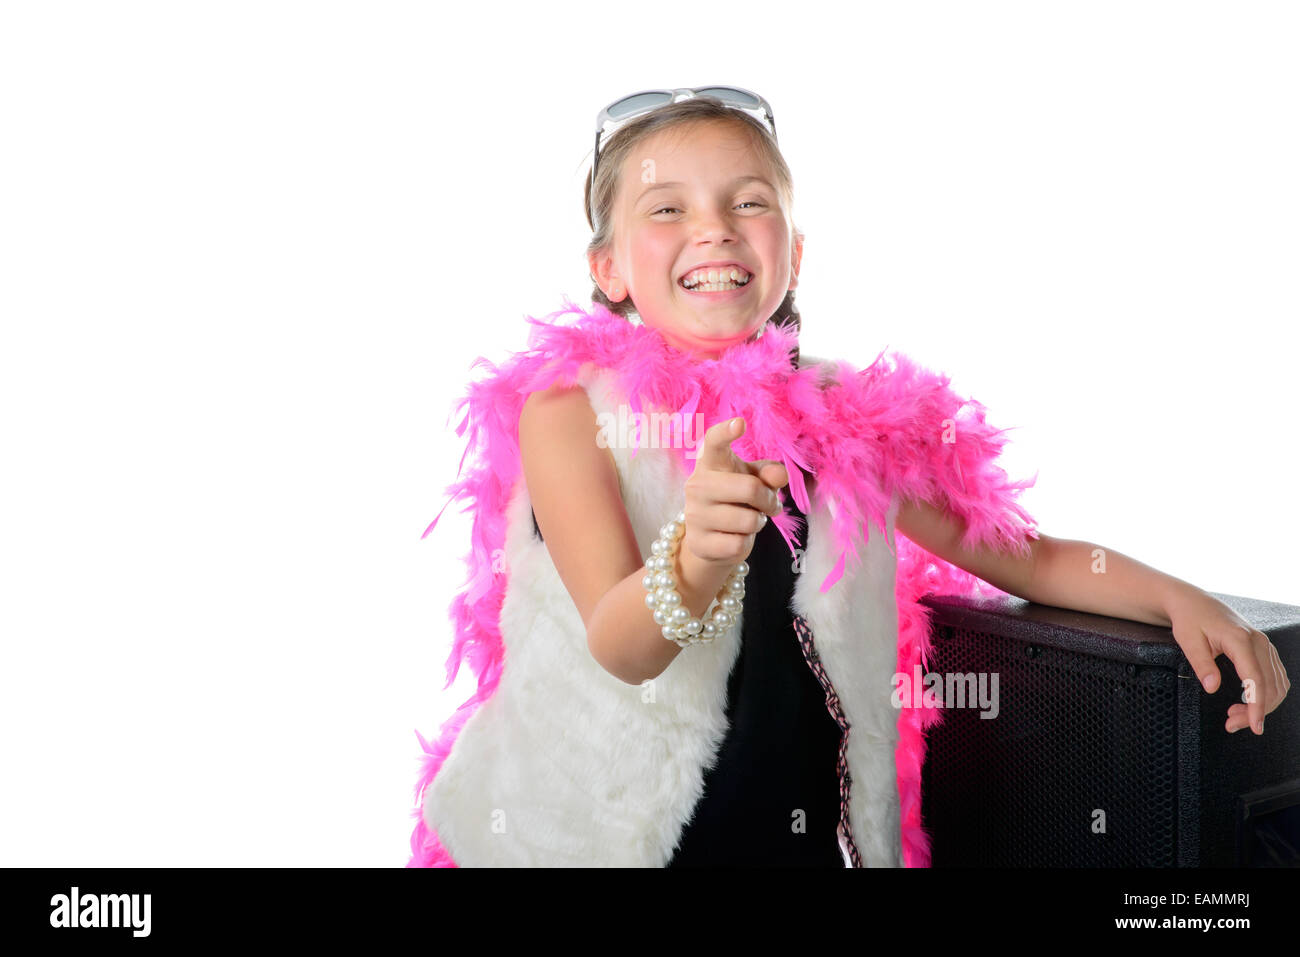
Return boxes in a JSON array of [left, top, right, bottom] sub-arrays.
[[680, 267, 751, 290]]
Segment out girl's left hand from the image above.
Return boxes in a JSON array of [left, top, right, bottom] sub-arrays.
[[1167, 588, 1290, 735]]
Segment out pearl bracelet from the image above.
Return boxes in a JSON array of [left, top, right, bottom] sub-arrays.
[[642, 510, 749, 648]]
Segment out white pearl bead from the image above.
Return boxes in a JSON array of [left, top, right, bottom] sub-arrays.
[[642, 507, 751, 648]]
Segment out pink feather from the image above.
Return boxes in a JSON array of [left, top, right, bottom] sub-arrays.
[[409, 299, 1038, 867]]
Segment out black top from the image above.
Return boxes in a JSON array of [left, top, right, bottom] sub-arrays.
[[532, 495, 845, 868]]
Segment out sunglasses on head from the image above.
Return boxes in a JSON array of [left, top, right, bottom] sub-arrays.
[[588, 86, 778, 226]]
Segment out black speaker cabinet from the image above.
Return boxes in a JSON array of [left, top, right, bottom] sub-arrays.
[[918, 591, 1300, 866]]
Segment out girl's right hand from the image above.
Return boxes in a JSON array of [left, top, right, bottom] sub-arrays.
[[682, 416, 789, 567]]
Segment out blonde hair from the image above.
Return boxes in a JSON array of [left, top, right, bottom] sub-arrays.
[[583, 98, 803, 363]]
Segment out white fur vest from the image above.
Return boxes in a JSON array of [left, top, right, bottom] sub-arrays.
[[409, 300, 1039, 868], [422, 361, 904, 866]]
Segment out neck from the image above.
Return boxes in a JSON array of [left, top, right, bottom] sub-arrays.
[[656, 324, 766, 362]]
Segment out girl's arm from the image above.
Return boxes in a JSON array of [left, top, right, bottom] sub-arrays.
[[896, 495, 1290, 734], [896, 495, 1179, 625], [519, 384, 733, 685]]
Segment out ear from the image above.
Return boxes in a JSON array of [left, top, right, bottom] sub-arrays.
[[587, 249, 626, 302], [789, 231, 804, 290]]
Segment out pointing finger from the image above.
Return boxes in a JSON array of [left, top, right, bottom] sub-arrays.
[[695, 416, 746, 474]]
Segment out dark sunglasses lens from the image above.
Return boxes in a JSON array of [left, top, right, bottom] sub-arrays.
[[694, 87, 761, 108], [607, 92, 673, 119]]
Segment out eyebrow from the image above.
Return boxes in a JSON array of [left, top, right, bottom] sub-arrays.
[[636, 175, 775, 203]]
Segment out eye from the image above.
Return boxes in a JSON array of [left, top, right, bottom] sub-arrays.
[[652, 202, 766, 215]]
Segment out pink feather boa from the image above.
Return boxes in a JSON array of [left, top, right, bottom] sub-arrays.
[[408, 299, 1039, 868]]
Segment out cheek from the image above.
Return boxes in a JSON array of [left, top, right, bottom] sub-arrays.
[[632, 232, 677, 271], [765, 222, 793, 256]]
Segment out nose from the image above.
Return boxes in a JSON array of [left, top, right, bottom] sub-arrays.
[[690, 208, 739, 244]]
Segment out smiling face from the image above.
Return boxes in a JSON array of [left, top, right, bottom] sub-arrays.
[[588, 120, 803, 359]]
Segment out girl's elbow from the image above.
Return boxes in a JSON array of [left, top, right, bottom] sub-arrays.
[[586, 628, 645, 686]]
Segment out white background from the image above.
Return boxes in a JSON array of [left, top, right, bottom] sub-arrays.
[[2, 1, 1295, 866]]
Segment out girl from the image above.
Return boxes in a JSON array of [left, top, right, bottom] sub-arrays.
[[408, 87, 1289, 868]]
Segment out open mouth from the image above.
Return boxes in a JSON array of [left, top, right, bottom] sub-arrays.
[[678, 266, 753, 294]]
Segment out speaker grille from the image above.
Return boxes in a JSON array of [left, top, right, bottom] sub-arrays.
[[921, 624, 1179, 866]]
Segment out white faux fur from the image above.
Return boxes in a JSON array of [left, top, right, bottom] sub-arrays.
[[424, 363, 903, 866], [790, 480, 903, 867]]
